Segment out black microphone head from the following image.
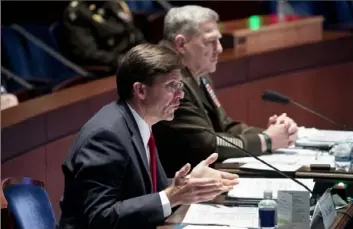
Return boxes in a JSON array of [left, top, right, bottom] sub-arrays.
[[262, 90, 290, 104]]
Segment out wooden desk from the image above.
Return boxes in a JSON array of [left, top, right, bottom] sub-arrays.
[[159, 195, 353, 229], [215, 163, 353, 182], [1, 28, 352, 219]]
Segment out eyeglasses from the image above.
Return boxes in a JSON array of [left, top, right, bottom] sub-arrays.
[[164, 81, 184, 93]]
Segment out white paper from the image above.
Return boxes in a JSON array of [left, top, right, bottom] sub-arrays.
[[223, 154, 299, 164], [240, 163, 302, 172], [282, 191, 310, 229], [318, 190, 337, 229], [273, 147, 321, 156], [182, 204, 258, 228], [223, 153, 335, 168], [227, 178, 315, 199], [183, 226, 247, 229], [298, 128, 353, 143], [277, 191, 293, 226]]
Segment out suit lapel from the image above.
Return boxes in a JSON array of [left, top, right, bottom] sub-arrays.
[[116, 101, 152, 189]]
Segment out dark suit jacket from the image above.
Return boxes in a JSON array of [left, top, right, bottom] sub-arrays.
[[58, 100, 169, 229], [153, 67, 265, 177]]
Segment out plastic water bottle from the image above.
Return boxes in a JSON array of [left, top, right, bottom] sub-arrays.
[[331, 142, 352, 172], [258, 190, 277, 229]]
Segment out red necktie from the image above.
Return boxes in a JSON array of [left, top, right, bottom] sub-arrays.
[[148, 133, 157, 192]]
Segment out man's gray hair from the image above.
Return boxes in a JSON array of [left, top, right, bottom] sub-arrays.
[[163, 5, 219, 42]]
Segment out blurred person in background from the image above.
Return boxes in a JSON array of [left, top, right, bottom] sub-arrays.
[[57, 0, 145, 74]]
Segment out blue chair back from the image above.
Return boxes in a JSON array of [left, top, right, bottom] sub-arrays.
[[126, 0, 159, 14], [1, 27, 33, 93], [1, 27, 32, 78], [18, 24, 77, 85], [2, 177, 57, 229], [331, 1, 353, 29]]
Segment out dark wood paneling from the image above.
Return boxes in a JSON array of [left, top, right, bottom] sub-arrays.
[[212, 32, 353, 88], [216, 62, 353, 131], [1, 77, 117, 162], [245, 62, 353, 130], [1, 115, 46, 161], [46, 99, 91, 141], [248, 34, 353, 81], [1, 147, 46, 183], [45, 134, 77, 219], [216, 83, 250, 124], [211, 57, 248, 88]]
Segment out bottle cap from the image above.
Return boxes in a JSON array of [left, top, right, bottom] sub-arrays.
[[264, 190, 273, 199]]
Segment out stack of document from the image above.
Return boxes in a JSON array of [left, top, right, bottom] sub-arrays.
[[227, 178, 315, 199], [182, 204, 258, 228], [176, 226, 248, 229], [223, 151, 335, 172], [296, 127, 353, 148], [298, 127, 353, 143]]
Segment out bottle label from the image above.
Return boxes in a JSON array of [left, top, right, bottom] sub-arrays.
[[335, 155, 351, 162], [259, 209, 276, 227]]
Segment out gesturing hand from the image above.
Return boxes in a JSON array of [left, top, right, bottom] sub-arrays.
[[165, 153, 239, 208], [190, 153, 239, 191]]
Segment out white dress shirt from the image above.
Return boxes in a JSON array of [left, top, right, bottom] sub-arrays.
[[127, 104, 172, 218]]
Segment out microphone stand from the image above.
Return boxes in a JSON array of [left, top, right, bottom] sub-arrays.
[[291, 100, 347, 129]]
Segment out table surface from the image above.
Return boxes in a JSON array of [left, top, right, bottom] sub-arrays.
[[158, 195, 353, 229]]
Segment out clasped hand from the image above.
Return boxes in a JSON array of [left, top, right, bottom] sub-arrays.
[[165, 153, 238, 208], [265, 113, 299, 149]]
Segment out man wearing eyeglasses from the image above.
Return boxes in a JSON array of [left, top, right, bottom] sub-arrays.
[[153, 5, 299, 177], [58, 44, 238, 229]]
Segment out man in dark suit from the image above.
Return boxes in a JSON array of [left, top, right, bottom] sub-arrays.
[[58, 44, 238, 229], [57, 0, 145, 73], [153, 5, 299, 177]]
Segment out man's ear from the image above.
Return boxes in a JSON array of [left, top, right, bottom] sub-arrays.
[[174, 34, 187, 55], [132, 82, 147, 100]]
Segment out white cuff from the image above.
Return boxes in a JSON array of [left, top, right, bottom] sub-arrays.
[[159, 191, 172, 218]]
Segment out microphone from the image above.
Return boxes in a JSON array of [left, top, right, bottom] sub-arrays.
[[190, 126, 314, 194], [262, 90, 349, 129], [262, 90, 290, 104]]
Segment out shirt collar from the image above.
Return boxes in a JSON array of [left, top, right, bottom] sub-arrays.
[[127, 103, 151, 149]]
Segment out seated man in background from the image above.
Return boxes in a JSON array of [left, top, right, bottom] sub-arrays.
[[57, 0, 145, 74], [58, 44, 238, 229], [153, 5, 299, 177]]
